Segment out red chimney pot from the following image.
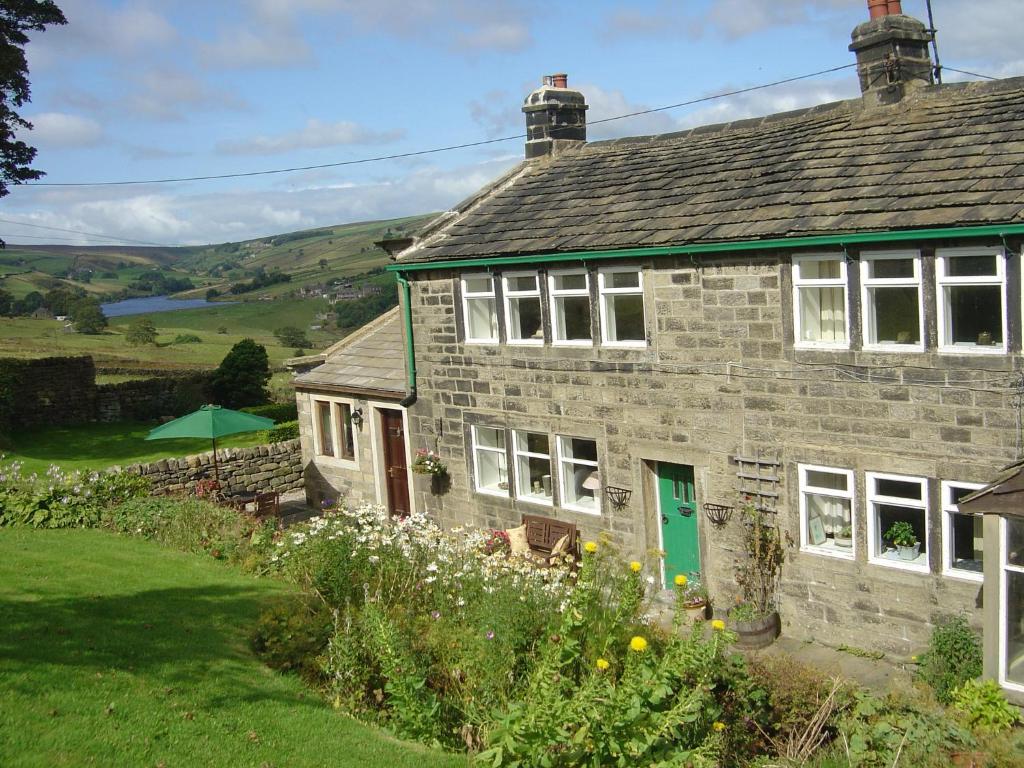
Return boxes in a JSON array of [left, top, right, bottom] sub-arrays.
[[886, 1, 903, 14], [551, 73, 568, 88], [867, 0, 888, 19]]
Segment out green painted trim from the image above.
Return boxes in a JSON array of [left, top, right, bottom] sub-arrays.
[[385, 222, 1024, 273], [395, 272, 417, 395]]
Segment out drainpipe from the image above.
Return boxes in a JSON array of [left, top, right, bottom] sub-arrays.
[[395, 271, 417, 407]]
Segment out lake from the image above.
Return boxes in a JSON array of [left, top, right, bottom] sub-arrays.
[[100, 295, 234, 317]]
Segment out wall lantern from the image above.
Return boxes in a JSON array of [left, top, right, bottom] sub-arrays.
[[350, 407, 364, 430]]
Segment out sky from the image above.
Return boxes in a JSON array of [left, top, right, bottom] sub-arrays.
[[3, 0, 1022, 248]]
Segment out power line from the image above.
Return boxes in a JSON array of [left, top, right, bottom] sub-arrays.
[[943, 65, 998, 81], [0, 218, 177, 247], [25, 63, 858, 189]]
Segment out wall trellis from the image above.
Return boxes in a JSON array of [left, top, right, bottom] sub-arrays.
[[731, 452, 781, 512]]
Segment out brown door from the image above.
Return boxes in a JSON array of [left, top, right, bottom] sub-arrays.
[[380, 409, 410, 517]]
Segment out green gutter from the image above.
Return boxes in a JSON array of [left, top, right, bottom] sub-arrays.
[[394, 271, 417, 403], [385, 222, 1024, 273]]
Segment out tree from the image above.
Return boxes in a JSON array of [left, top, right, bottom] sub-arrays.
[[0, 2, 67, 241], [0, 288, 12, 316], [69, 296, 107, 334], [125, 316, 157, 346], [273, 325, 310, 348], [318, 258, 328, 270], [208, 338, 270, 409]]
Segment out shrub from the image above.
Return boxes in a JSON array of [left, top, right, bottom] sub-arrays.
[[251, 594, 332, 682], [263, 421, 298, 443], [172, 333, 202, 344], [951, 679, 1021, 734], [242, 402, 298, 422], [915, 615, 983, 704]]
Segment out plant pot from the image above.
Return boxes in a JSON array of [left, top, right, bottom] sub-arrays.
[[897, 542, 920, 561], [833, 536, 853, 549], [733, 610, 780, 650], [977, 331, 993, 346], [683, 601, 709, 624], [430, 473, 450, 495]]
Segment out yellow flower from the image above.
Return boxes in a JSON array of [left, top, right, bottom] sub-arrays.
[[911, 655, 919, 663], [711, 619, 726, 631], [713, 721, 726, 732], [629, 561, 642, 573], [674, 574, 688, 587], [584, 541, 598, 554], [596, 658, 610, 671], [629, 636, 648, 653]]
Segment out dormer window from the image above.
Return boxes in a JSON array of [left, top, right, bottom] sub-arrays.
[[792, 254, 848, 349]]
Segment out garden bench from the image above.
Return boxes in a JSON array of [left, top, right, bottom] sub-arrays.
[[521, 514, 580, 564]]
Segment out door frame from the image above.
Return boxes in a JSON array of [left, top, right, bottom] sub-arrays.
[[645, 458, 707, 590], [368, 401, 415, 516]]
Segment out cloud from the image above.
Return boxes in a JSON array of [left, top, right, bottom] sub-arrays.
[[217, 118, 405, 155], [199, 27, 313, 69], [469, 89, 521, 138], [124, 68, 250, 121], [454, 21, 531, 52], [23, 112, 104, 148]]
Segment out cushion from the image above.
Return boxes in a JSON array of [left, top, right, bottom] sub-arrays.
[[507, 525, 530, 555], [550, 533, 570, 556]]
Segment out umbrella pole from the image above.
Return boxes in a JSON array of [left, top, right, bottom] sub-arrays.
[[212, 436, 220, 485]]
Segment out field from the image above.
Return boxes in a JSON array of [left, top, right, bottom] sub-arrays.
[[0, 528, 467, 768]]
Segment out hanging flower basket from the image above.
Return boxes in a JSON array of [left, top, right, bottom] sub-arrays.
[[412, 448, 448, 477]]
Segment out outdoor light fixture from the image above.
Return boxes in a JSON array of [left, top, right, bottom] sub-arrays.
[[350, 408, 364, 430], [704, 502, 734, 528]]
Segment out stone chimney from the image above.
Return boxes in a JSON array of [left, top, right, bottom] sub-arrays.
[[850, 0, 934, 106], [522, 74, 587, 160]]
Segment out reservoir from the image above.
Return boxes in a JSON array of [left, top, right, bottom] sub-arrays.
[[100, 295, 233, 317]]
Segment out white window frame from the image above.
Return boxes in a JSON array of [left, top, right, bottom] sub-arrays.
[[999, 516, 1024, 693], [556, 435, 600, 515], [792, 253, 849, 350], [471, 425, 509, 498], [512, 430, 553, 507], [859, 250, 924, 352], [502, 271, 544, 346], [798, 464, 855, 561], [935, 246, 1007, 355], [866, 472, 929, 573], [597, 267, 646, 347], [548, 269, 592, 346], [461, 273, 498, 344], [309, 394, 358, 469], [941, 480, 985, 582]]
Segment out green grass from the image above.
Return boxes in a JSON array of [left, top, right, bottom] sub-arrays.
[[2, 421, 267, 474], [0, 528, 467, 768]]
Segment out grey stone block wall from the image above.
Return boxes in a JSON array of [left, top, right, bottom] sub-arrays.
[[399, 251, 1018, 656]]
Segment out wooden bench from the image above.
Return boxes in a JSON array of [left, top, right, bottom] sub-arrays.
[[522, 514, 580, 564]]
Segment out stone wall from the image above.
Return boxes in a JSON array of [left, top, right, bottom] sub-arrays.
[[400, 245, 1020, 657], [123, 439, 303, 497]]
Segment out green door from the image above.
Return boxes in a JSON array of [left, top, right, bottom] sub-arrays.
[[658, 462, 700, 588]]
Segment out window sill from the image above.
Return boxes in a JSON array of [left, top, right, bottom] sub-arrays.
[[601, 340, 647, 348], [869, 550, 929, 573], [475, 487, 510, 499], [862, 343, 924, 353], [507, 338, 544, 346], [562, 502, 600, 516], [794, 342, 850, 351], [517, 494, 554, 507], [800, 544, 855, 561], [941, 568, 984, 583], [314, 454, 359, 470], [465, 339, 499, 345], [552, 340, 593, 347], [938, 344, 1007, 355]]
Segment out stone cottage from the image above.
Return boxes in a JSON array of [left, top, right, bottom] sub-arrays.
[[296, 1, 1024, 699]]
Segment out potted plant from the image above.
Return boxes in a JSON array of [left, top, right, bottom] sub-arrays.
[[884, 520, 920, 560], [673, 575, 709, 624], [834, 524, 853, 549], [411, 448, 449, 495], [731, 500, 791, 649]]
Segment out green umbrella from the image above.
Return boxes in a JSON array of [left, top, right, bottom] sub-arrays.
[[145, 404, 275, 484]]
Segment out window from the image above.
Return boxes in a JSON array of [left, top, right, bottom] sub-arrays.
[[798, 465, 855, 559], [312, 398, 356, 463], [936, 247, 1006, 353], [867, 472, 928, 572], [942, 481, 985, 580], [860, 251, 923, 349], [792, 255, 848, 348], [557, 436, 599, 513], [1002, 517, 1024, 690], [598, 268, 645, 345], [549, 270, 592, 344], [503, 272, 543, 344], [513, 430, 552, 505], [471, 425, 508, 496], [462, 274, 498, 343]]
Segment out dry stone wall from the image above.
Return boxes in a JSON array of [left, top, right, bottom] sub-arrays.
[[122, 439, 303, 497]]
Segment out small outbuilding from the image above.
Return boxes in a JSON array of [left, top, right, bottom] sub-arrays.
[[958, 463, 1024, 705]]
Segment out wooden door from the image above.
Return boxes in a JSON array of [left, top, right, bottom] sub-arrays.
[[658, 462, 700, 588], [380, 409, 410, 517]]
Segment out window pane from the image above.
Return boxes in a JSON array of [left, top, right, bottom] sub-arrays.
[[563, 437, 597, 463], [947, 254, 997, 277], [477, 450, 507, 490], [561, 461, 596, 509], [1008, 517, 1024, 568], [876, 504, 926, 564], [606, 294, 644, 341], [805, 469, 847, 492], [799, 259, 841, 280], [807, 493, 852, 543], [509, 296, 542, 340], [316, 401, 334, 457], [870, 286, 920, 344], [467, 297, 497, 339], [554, 273, 587, 291], [869, 258, 915, 279], [948, 285, 1002, 345], [555, 295, 591, 341], [1004, 570, 1024, 686], [876, 478, 923, 501], [507, 274, 537, 292], [337, 403, 354, 460], [464, 275, 493, 293], [475, 426, 504, 450], [607, 271, 640, 289], [523, 432, 549, 455], [799, 286, 846, 342], [517, 454, 552, 499], [950, 512, 983, 573]]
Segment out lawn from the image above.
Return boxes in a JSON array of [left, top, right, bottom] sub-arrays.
[[2, 420, 267, 474], [0, 528, 468, 768]]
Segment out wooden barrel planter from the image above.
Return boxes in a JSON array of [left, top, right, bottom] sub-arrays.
[[733, 611, 780, 650]]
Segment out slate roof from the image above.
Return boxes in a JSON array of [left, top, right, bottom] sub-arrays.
[[400, 77, 1024, 263], [293, 307, 405, 397]]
